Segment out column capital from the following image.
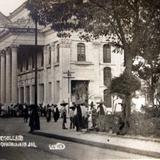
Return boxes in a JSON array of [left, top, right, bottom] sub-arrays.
[[0, 50, 6, 56], [10, 44, 19, 49], [43, 45, 48, 51], [50, 41, 57, 49], [5, 47, 11, 55]]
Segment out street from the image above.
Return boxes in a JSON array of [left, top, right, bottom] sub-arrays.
[[0, 118, 157, 160]]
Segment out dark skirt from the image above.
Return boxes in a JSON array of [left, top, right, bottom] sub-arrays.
[[29, 109, 40, 130]]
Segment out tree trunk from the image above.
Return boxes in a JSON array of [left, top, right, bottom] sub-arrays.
[[150, 64, 155, 108], [120, 49, 132, 134], [150, 76, 155, 107]]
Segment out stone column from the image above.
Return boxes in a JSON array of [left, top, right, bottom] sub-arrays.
[[24, 85, 26, 104], [6, 48, 11, 104], [51, 42, 56, 104], [0, 51, 6, 104], [18, 87, 21, 104], [43, 45, 47, 105], [29, 85, 32, 105], [0, 51, 1, 103], [11, 46, 18, 104]]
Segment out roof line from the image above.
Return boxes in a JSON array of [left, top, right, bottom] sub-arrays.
[[0, 12, 12, 23], [8, 1, 27, 19]]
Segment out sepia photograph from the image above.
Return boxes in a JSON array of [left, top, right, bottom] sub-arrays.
[[0, 0, 160, 159]]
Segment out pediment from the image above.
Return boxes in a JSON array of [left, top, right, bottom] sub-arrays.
[[0, 12, 12, 27]]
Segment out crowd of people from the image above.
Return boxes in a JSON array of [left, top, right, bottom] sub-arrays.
[[0, 100, 113, 133]]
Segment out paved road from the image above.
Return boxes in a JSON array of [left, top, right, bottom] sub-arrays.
[[0, 118, 157, 160]]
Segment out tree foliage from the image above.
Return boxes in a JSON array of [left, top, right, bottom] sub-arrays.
[[110, 72, 141, 96], [27, 0, 160, 131], [133, 55, 160, 106], [27, 0, 160, 59]]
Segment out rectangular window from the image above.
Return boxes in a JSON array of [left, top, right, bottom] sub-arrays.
[[39, 84, 44, 104], [103, 44, 111, 63], [104, 67, 111, 87], [77, 43, 86, 61], [32, 85, 35, 104], [56, 44, 60, 63], [20, 87, 24, 104], [25, 86, 30, 104], [48, 46, 51, 65], [55, 81, 60, 103], [104, 89, 111, 108], [25, 58, 29, 70], [48, 82, 52, 103], [40, 52, 44, 67]]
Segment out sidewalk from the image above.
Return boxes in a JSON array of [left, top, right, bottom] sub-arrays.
[[33, 117, 160, 158]]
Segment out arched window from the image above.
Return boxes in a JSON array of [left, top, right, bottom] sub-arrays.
[[77, 43, 86, 61], [103, 67, 111, 87], [103, 44, 111, 63], [104, 89, 111, 108]]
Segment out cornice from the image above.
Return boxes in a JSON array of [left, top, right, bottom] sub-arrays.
[[60, 39, 71, 48], [8, 2, 27, 20]]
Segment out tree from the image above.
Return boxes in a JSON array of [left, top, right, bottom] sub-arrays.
[[133, 56, 160, 107], [27, 0, 160, 130], [132, 7, 160, 107], [110, 71, 141, 131]]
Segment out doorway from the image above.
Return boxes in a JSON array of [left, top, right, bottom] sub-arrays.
[[71, 80, 89, 103]]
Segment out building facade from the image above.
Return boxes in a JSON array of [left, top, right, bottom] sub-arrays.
[[0, 2, 124, 108]]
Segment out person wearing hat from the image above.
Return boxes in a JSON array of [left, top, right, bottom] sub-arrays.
[[88, 101, 97, 130], [46, 104, 52, 122], [80, 102, 88, 129], [29, 104, 40, 133], [23, 104, 29, 123], [52, 104, 60, 122], [60, 100, 68, 129], [69, 102, 76, 129], [74, 100, 83, 131], [96, 99, 106, 131]]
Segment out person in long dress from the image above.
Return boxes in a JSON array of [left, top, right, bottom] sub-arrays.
[[46, 104, 52, 122], [60, 100, 68, 129], [69, 103, 76, 129], [53, 104, 60, 122], [97, 100, 106, 131], [74, 101, 83, 131], [29, 105, 40, 133]]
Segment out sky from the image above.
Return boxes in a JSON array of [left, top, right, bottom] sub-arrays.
[[0, 0, 26, 16]]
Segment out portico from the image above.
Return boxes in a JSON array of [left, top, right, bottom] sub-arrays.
[[0, 46, 18, 105]]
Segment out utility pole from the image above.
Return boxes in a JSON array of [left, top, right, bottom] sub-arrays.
[[63, 70, 74, 110], [34, 17, 38, 106]]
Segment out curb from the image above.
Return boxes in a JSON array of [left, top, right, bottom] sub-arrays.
[[33, 131, 160, 158], [110, 134, 160, 143], [83, 131, 160, 143]]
